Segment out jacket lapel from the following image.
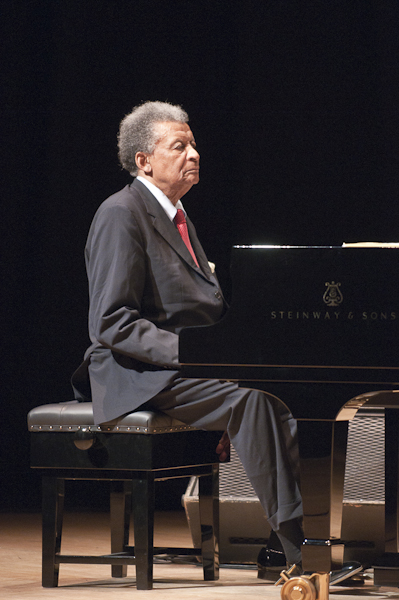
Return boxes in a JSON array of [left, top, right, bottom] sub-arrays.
[[132, 179, 212, 279]]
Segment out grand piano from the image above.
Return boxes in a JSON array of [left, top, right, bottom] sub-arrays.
[[179, 245, 399, 597]]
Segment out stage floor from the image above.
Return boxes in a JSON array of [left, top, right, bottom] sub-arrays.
[[0, 511, 394, 599]]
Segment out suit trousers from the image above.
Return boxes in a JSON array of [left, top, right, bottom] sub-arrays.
[[147, 377, 303, 532]]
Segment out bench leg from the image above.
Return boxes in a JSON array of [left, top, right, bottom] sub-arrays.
[[199, 465, 220, 581], [132, 475, 155, 590], [42, 476, 64, 587], [110, 480, 132, 577]]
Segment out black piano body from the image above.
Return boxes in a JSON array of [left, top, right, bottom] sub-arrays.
[[180, 246, 399, 580]]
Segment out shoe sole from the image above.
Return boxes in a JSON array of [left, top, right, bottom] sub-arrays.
[[257, 567, 286, 582], [275, 563, 363, 587], [330, 563, 363, 585]]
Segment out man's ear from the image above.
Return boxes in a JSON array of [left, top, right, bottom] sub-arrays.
[[135, 152, 151, 174]]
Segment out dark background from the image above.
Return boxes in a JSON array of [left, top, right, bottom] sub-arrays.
[[2, 0, 399, 512]]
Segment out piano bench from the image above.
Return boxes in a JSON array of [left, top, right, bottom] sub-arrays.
[[28, 401, 223, 590]]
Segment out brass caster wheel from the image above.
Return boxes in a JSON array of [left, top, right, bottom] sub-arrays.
[[281, 575, 317, 600]]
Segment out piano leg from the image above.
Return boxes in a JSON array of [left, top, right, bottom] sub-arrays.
[[385, 408, 399, 553], [296, 419, 348, 574], [373, 408, 399, 586]]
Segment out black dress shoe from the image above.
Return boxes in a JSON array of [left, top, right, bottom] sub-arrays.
[[257, 530, 287, 581]]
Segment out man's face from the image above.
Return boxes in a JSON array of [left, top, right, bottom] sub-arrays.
[[145, 121, 200, 203]]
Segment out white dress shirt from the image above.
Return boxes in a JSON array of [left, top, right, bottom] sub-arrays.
[[136, 176, 185, 221]]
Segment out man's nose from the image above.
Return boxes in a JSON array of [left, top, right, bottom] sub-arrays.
[[188, 146, 200, 160]]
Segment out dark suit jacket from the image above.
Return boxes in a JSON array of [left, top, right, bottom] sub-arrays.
[[72, 179, 225, 424]]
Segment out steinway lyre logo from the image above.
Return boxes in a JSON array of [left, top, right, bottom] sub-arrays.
[[323, 281, 343, 307]]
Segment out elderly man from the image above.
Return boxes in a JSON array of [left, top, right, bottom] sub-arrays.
[[72, 100, 304, 576]]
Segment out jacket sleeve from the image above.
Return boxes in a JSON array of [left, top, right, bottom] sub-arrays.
[[86, 202, 179, 368]]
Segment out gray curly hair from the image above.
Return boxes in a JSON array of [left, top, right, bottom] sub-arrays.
[[118, 101, 189, 176]]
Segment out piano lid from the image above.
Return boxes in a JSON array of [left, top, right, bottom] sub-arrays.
[[179, 246, 399, 376]]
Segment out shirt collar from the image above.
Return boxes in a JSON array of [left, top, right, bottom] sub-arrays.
[[136, 176, 185, 221]]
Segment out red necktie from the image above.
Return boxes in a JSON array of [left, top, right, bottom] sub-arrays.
[[174, 209, 199, 267]]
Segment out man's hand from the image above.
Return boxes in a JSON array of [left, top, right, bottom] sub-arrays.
[[216, 431, 230, 462]]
